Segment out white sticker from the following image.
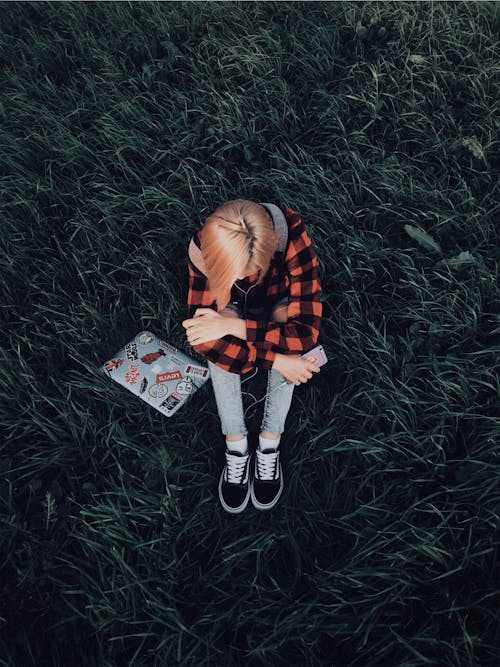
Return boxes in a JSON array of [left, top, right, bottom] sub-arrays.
[[148, 383, 169, 399], [158, 339, 178, 354], [136, 331, 155, 345], [176, 376, 193, 396]]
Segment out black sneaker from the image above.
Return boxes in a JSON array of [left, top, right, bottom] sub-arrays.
[[218, 448, 251, 514], [250, 446, 283, 510]]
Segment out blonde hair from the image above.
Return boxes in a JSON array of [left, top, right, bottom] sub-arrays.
[[199, 199, 278, 312]]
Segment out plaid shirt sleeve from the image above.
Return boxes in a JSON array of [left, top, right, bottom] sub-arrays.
[[186, 252, 263, 375], [244, 212, 323, 365]]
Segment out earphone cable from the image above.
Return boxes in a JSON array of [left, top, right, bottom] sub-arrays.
[[241, 372, 289, 419]]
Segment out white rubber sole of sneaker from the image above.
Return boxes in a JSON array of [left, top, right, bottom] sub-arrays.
[[218, 467, 251, 514], [250, 461, 284, 510]]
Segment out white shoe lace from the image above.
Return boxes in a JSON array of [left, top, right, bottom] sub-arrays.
[[225, 450, 249, 484], [256, 449, 279, 481]]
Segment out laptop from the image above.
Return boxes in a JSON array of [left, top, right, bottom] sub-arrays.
[[101, 330, 210, 418]]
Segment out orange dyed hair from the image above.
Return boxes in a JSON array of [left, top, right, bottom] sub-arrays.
[[199, 199, 277, 312]]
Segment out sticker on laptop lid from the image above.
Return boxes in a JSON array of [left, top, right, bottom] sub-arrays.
[[149, 383, 169, 399], [140, 349, 166, 365], [158, 339, 178, 354], [139, 377, 148, 394], [126, 343, 138, 360], [136, 331, 155, 345], [104, 358, 125, 373], [150, 358, 178, 375], [185, 364, 209, 378], [124, 363, 141, 385], [175, 376, 193, 395], [159, 392, 184, 412], [157, 370, 182, 384]]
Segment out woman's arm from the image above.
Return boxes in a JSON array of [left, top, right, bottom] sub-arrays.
[[242, 212, 323, 354], [186, 261, 278, 374]]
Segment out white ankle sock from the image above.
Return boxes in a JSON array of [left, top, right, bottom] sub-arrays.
[[259, 434, 280, 452], [226, 435, 248, 455]]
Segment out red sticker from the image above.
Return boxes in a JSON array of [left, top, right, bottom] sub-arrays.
[[141, 350, 166, 365], [105, 358, 125, 372], [157, 370, 182, 384], [125, 363, 140, 385]]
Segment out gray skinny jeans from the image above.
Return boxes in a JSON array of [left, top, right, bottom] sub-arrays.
[[207, 296, 295, 436]]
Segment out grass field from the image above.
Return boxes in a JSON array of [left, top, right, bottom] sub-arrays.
[[1, 1, 499, 665]]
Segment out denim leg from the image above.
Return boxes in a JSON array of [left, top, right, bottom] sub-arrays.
[[208, 295, 293, 436], [207, 300, 248, 436], [207, 360, 248, 436], [259, 367, 295, 435], [259, 295, 295, 435], [207, 303, 248, 436]]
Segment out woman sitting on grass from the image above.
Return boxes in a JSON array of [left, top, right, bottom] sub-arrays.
[[182, 199, 323, 514]]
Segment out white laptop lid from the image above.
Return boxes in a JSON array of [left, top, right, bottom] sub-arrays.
[[101, 330, 210, 418]]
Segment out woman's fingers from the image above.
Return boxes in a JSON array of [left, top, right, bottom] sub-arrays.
[[306, 356, 319, 369]]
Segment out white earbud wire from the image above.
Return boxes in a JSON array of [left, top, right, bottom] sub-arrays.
[[240, 369, 289, 419]]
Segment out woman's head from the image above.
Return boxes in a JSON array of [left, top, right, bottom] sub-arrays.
[[199, 199, 277, 312]]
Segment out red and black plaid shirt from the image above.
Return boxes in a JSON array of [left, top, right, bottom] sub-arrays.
[[185, 206, 323, 375]]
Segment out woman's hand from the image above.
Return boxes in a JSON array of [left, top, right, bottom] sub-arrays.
[[182, 308, 232, 346], [272, 353, 321, 386]]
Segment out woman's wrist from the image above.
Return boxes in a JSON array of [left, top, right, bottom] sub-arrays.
[[226, 317, 247, 341], [271, 353, 285, 370]]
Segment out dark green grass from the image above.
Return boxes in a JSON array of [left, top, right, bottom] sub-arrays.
[[1, 0, 499, 665]]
